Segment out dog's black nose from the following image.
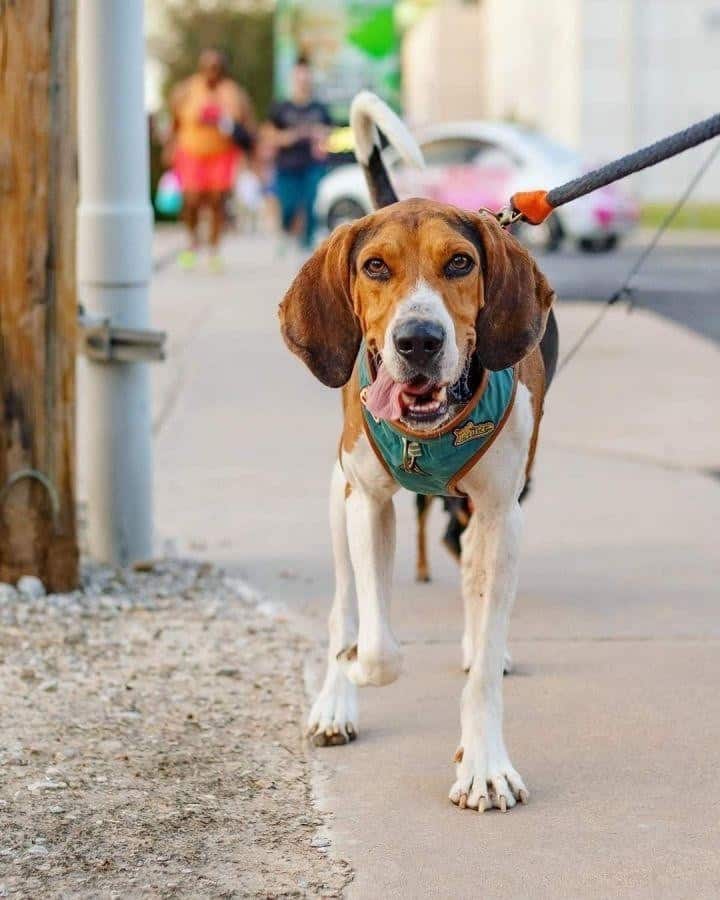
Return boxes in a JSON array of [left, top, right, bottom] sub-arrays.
[[393, 319, 445, 366]]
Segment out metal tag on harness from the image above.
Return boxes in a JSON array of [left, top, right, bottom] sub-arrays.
[[401, 439, 428, 475]]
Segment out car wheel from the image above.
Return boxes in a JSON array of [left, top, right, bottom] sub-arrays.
[[327, 197, 367, 231], [577, 235, 618, 253], [512, 216, 563, 253]]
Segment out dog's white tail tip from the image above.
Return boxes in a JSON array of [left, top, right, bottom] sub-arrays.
[[350, 90, 424, 170]]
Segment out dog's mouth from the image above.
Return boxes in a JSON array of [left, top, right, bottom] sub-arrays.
[[399, 379, 449, 423], [363, 352, 476, 428]]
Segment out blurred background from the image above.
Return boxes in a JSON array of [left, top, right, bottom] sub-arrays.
[[145, 0, 720, 249], [136, 0, 720, 643]]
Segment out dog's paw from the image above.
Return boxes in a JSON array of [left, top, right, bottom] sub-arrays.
[[338, 640, 402, 687], [307, 669, 358, 747], [448, 741, 528, 812]]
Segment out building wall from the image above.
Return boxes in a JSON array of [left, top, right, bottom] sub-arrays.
[[402, 1, 487, 127], [483, 0, 582, 149], [403, 0, 720, 202], [581, 0, 720, 201]]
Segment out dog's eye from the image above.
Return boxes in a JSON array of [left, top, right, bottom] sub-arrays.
[[444, 253, 474, 277], [363, 258, 390, 280]]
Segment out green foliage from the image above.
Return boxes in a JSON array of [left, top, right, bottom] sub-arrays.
[[153, 0, 275, 119], [641, 202, 720, 231]]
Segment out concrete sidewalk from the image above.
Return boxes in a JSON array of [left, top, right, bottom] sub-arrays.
[[148, 233, 720, 898]]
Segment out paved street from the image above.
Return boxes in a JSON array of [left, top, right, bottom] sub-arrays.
[[537, 234, 720, 345], [147, 230, 720, 898]]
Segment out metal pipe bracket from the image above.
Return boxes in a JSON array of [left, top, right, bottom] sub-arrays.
[[78, 310, 166, 363]]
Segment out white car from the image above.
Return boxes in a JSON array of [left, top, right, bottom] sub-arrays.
[[317, 121, 638, 252]]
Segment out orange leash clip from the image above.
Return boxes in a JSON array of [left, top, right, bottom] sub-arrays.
[[508, 190, 554, 225]]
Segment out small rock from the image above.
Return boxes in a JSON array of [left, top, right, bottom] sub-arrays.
[[54, 746, 78, 761], [1, 751, 27, 767], [26, 844, 49, 857], [64, 628, 86, 646], [0, 583, 18, 603], [39, 680, 58, 693], [310, 836, 331, 849], [17, 576, 46, 599], [27, 780, 68, 792], [49, 806, 64, 815], [215, 666, 239, 678]]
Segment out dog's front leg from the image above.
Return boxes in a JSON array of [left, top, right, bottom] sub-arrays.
[[341, 486, 401, 687], [308, 463, 359, 746], [460, 513, 513, 676], [450, 499, 528, 811]]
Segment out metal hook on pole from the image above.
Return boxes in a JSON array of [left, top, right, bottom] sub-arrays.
[[0, 470, 61, 531]]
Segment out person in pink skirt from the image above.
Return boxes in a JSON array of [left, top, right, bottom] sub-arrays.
[[166, 49, 255, 271]]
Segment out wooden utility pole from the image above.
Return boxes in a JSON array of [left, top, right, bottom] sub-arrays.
[[0, 1, 79, 590]]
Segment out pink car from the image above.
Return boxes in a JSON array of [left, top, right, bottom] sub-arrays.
[[317, 121, 639, 252]]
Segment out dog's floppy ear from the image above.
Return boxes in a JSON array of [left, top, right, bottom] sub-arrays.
[[471, 212, 555, 370], [279, 223, 362, 388]]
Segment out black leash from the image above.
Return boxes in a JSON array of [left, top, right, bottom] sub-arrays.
[[619, 139, 720, 312], [554, 138, 720, 375], [489, 110, 720, 374], [549, 112, 720, 210], [501, 111, 720, 226]]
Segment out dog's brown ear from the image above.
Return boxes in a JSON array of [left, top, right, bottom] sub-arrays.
[[279, 223, 362, 387], [471, 212, 555, 370]]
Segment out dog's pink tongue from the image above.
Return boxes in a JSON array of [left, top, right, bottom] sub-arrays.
[[363, 364, 405, 421]]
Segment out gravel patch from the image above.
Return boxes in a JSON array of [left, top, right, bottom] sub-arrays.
[[0, 560, 351, 898]]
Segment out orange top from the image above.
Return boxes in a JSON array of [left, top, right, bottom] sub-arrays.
[[173, 74, 247, 158]]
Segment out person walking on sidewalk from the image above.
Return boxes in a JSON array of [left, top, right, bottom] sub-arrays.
[[267, 57, 331, 251], [166, 49, 255, 271]]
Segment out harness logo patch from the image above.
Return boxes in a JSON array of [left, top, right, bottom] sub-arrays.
[[453, 419, 495, 447]]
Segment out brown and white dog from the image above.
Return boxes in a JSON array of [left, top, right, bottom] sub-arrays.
[[279, 93, 558, 813]]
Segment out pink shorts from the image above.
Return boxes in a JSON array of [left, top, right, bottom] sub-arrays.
[[174, 147, 239, 194]]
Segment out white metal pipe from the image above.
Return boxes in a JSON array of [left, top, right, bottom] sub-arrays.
[[77, 0, 154, 565]]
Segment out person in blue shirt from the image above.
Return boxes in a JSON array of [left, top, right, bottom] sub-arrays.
[[267, 57, 332, 250]]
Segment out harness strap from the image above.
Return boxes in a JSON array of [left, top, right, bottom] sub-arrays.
[[445, 372, 518, 495], [357, 347, 518, 497]]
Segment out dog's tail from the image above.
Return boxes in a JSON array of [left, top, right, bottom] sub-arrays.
[[350, 91, 424, 210]]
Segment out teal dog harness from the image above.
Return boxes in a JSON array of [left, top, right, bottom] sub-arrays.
[[358, 346, 517, 497]]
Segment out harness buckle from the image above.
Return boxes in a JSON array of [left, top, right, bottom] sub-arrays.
[[494, 206, 523, 228], [401, 439, 426, 474]]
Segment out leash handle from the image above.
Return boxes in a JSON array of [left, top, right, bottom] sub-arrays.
[[504, 110, 720, 225]]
